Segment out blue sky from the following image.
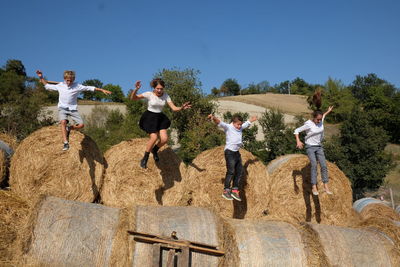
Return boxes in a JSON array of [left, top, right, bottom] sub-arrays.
[[1, 0, 399, 94]]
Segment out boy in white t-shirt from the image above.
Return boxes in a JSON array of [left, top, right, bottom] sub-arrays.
[[36, 70, 111, 151], [208, 114, 257, 201]]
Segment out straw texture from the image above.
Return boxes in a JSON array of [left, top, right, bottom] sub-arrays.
[[171, 146, 270, 219], [24, 196, 132, 267], [9, 126, 104, 202], [132, 206, 223, 267], [353, 198, 400, 221], [100, 138, 186, 208], [266, 154, 355, 226], [309, 223, 400, 266], [223, 219, 308, 267]]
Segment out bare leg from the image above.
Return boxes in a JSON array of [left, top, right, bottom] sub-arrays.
[[71, 123, 84, 130], [158, 129, 168, 148], [145, 133, 159, 152], [60, 120, 68, 143]]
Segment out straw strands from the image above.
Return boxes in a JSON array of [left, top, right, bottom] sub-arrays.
[[266, 154, 355, 226], [23, 196, 133, 267], [132, 206, 223, 267], [309, 223, 400, 266], [9, 126, 104, 202], [171, 146, 270, 219], [0, 190, 30, 266], [223, 219, 308, 267], [100, 138, 186, 208], [353, 197, 400, 221]]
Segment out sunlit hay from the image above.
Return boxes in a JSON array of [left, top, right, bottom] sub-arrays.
[[9, 126, 104, 202], [174, 146, 270, 219], [266, 154, 355, 226], [100, 138, 186, 208]]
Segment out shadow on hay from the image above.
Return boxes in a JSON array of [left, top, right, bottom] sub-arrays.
[[79, 136, 104, 202], [292, 164, 321, 223], [154, 147, 183, 205], [230, 158, 259, 219]]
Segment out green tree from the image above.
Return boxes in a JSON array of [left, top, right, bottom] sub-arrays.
[[350, 73, 395, 102], [324, 106, 392, 195], [221, 78, 241, 96], [103, 84, 125, 102], [211, 87, 220, 97], [82, 79, 104, 101]]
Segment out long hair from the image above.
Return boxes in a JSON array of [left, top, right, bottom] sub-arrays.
[[312, 90, 323, 118]]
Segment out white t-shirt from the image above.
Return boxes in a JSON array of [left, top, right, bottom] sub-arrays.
[[45, 82, 95, 111], [294, 118, 324, 146], [218, 121, 251, 151], [142, 91, 172, 113]]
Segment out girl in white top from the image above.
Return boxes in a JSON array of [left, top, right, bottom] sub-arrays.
[[130, 78, 191, 168], [294, 91, 333, 195]]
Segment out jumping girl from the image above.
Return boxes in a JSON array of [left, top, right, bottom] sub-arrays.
[[294, 91, 333, 195], [130, 79, 191, 168]]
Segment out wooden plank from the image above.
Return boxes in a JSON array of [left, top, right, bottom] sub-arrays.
[[129, 231, 219, 250], [152, 243, 161, 267], [133, 235, 224, 256], [177, 246, 190, 267], [166, 249, 175, 267]]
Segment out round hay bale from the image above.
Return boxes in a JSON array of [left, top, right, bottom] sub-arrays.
[[266, 154, 355, 226], [9, 126, 104, 202], [133, 206, 223, 267], [100, 138, 186, 208], [353, 197, 400, 221], [309, 223, 400, 266], [223, 219, 309, 267], [172, 146, 270, 219], [22, 196, 133, 266], [0, 133, 17, 185], [0, 190, 30, 265]]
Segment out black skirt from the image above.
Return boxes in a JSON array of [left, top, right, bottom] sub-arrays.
[[139, 110, 171, 133]]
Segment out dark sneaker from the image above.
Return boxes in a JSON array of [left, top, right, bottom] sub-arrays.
[[152, 146, 159, 162], [222, 189, 233, 200], [63, 142, 69, 151], [66, 126, 71, 141], [231, 190, 242, 201], [140, 157, 148, 169]]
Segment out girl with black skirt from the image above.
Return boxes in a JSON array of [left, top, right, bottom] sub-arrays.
[[130, 78, 191, 168]]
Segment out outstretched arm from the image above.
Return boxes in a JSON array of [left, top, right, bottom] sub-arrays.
[[323, 106, 333, 119], [36, 70, 48, 85], [94, 87, 112, 95], [208, 114, 221, 125], [167, 101, 192, 112], [130, 80, 145, 100]]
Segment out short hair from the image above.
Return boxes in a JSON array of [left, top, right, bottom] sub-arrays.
[[63, 70, 76, 79], [150, 78, 165, 88], [232, 115, 243, 123]]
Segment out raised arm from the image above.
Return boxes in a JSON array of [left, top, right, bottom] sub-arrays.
[[208, 114, 221, 125], [129, 81, 145, 100], [167, 101, 192, 112], [36, 70, 48, 85], [94, 87, 112, 95], [323, 106, 334, 119]]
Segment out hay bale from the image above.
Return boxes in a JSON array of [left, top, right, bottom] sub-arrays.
[[0, 190, 30, 266], [171, 146, 270, 219], [9, 126, 104, 202], [100, 138, 186, 208], [266, 154, 355, 226], [133, 206, 223, 267], [223, 219, 308, 267], [309, 223, 400, 266], [353, 197, 400, 221], [0, 151, 6, 185], [23, 196, 133, 266]]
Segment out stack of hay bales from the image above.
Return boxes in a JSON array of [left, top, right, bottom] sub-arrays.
[[0, 133, 18, 185], [0, 190, 30, 265], [353, 197, 400, 221], [170, 146, 270, 219], [21, 196, 133, 266], [308, 223, 400, 266], [100, 138, 186, 207], [132, 206, 223, 266], [223, 219, 311, 267], [265, 154, 357, 226], [9, 126, 104, 202]]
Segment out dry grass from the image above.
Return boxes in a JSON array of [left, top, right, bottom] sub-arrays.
[[220, 93, 310, 116]]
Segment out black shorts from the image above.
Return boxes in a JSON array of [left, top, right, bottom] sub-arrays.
[[139, 110, 171, 134]]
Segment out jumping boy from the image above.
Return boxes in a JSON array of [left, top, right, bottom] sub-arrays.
[[208, 114, 257, 201], [36, 70, 112, 151]]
